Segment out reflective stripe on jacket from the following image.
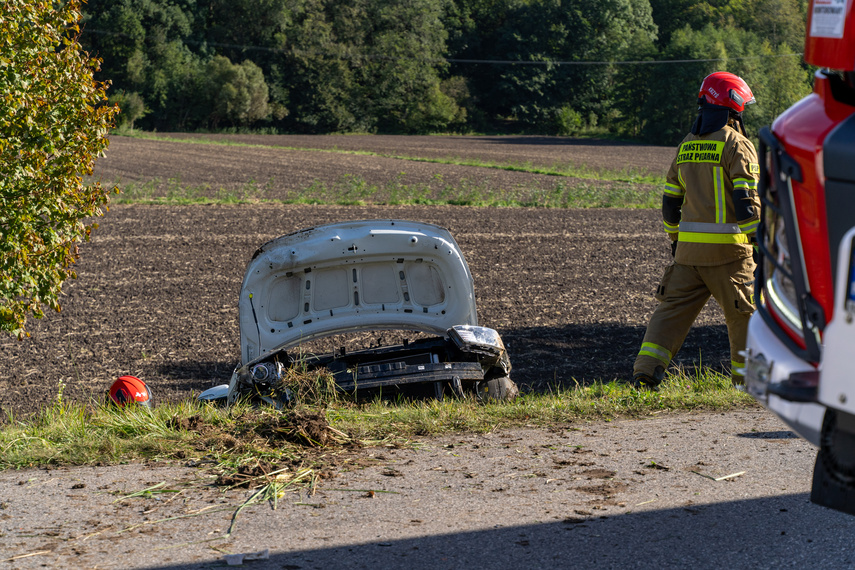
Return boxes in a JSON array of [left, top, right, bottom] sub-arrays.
[[663, 123, 761, 266]]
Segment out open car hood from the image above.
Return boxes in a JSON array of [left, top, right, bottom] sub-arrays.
[[238, 220, 478, 364]]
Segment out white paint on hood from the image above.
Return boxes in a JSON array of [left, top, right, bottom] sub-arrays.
[[238, 220, 478, 364]]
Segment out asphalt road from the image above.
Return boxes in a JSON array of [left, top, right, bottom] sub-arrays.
[[2, 409, 854, 569]]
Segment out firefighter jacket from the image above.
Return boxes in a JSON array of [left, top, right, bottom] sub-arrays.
[[663, 123, 761, 266]]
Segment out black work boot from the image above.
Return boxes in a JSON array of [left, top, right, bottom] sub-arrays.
[[630, 366, 665, 391]]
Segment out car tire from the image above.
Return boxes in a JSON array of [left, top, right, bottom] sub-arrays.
[[477, 376, 519, 402]]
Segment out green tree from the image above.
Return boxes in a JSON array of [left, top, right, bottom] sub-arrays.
[[279, 0, 360, 132], [82, 0, 204, 130], [1, 0, 117, 337], [639, 23, 811, 145], [647, 0, 807, 52], [203, 56, 271, 128], [611, 22, 661, 137], [640, 24, 733, 145], [281, 0, 457, 133], [447, 0, 657, 130], [740, 0, 806, 54], [356, 0, 459, 133], [109, 91, 147, 129], [196, 0, 292, 120]]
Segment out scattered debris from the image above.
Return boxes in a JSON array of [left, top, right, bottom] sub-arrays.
[[689, 469, 746, 481], [112, 482, 180, 503], [216, 463, 290, 489], [223, 549, 269, 566], [221, 468, 317, 539], [1, 551, 52, 563], [714, 471, 746, 481], [326, 488, 398, 494]]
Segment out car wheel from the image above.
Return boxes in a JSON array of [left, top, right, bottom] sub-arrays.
[[477, 376, 519, 402]]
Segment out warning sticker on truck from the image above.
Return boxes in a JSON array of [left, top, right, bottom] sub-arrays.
[[810, 0, 849, 39]]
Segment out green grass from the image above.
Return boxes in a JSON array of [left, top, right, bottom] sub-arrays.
[[119, 130, 666, 187], [111, 176, 276, 205], [399, 156, 662, 185], [0, 365, 754, 471], [110, 173, 660, 209], [334, 365, 754, 439]]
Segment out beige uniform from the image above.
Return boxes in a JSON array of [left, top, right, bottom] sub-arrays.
[[634, 122, 761, 384]]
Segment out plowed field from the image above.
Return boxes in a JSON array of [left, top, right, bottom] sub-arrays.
[[0, 135, 734, 416]]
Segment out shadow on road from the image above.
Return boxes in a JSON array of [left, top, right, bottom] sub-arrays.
[[148, 493, 855, 569]]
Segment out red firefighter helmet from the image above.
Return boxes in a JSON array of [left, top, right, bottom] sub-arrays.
[[698, 72, 755, 112], [109, 375, 152, 407]]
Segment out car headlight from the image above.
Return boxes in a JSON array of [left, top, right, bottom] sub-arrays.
[[449, 325, 504, 351], [448, 325, 509, 372]]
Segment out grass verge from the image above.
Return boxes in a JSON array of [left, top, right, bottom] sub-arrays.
[[109, 173, 659, 209], [0, 365, 754, 472]]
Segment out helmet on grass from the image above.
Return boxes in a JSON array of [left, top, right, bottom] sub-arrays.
[[109, 375, 152, 407]]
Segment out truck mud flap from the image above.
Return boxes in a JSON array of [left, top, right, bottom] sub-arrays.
[[811, 409, 855, 515]]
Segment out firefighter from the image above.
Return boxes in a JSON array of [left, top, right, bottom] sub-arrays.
[[631, 71, 761, 390]]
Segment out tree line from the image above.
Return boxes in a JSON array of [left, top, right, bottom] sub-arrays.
[[81, 0, 812, 145]]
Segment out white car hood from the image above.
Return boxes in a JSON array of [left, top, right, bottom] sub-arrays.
[[238, 220, 478, 364]]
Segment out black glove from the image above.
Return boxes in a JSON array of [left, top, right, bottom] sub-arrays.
[[671, 240, 678, 258], [750, 236, 760, 265]]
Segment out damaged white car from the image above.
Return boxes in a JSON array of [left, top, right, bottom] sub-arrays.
[[199, 220, 517, 407]]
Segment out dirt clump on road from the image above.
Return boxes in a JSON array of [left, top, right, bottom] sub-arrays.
[[257, 410, 335, 447]]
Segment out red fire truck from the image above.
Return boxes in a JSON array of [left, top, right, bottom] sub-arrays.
[[744, 0, 855, 514]]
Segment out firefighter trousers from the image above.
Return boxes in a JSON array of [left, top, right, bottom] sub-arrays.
[[633, 257, 756, 385]]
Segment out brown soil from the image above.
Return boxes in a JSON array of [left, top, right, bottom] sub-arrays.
[[93, 133, 672, 202], [0, 135, 733, 417], [152, 132, 674, 175]]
